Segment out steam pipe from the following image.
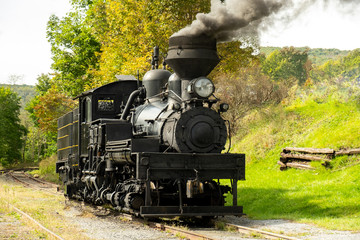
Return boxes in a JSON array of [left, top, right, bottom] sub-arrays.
[[120, 88, 144, 120]]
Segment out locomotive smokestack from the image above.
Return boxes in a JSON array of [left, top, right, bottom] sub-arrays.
[[166, 35, 219, 79]]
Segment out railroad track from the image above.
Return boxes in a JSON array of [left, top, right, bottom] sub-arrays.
[[123, 213, 300, 240], [2, 171, 64, 239], [6, 172, 299, 240], [219, 222, 300, 240], [7, 171, 60, 195], [120, 213, 219, 240], [8, 203, 64, 240], [6, 172, 212, 239], [74, 202, 300, 240]]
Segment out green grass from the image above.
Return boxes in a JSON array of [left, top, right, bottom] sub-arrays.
[[227, 90, 360, 230], [233, 164, 360, 230]]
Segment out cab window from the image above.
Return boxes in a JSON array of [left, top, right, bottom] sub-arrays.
[[97, 96, 115, 112], [82, 97, 92, 123]]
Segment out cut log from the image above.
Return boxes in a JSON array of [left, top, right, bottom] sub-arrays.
[[335, 148, 360, 156], [277, 161, 287, 171], [277, 161, 286, 167], [283, 147, 335, 155], [286, 162, 315, 170], [280, 152, 331, 162]]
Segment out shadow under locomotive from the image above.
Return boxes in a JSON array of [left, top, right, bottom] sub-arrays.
[[56, 35, 245, 217]]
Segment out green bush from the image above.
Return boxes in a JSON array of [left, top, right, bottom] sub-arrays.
[[31, 155, 60, 183]]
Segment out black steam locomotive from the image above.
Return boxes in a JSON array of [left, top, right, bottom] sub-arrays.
[[56, 35, 245, 217]]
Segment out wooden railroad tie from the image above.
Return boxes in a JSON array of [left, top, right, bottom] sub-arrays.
[[278, 147, 360, 170]]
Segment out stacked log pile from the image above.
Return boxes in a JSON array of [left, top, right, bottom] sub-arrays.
[[278, 147, 360, 170]]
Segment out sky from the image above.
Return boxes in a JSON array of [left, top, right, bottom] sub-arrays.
[[0, 0, 360, 86], [0, 0, 71, 86], [259, 0, 360, 50]]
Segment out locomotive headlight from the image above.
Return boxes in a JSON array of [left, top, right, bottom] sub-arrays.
[[187, 77, 215, 98]]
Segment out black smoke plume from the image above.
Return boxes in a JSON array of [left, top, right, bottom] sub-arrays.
[[172, 0, 359, 42]]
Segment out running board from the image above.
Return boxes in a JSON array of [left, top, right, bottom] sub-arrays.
[[140, 206, 243, 217]]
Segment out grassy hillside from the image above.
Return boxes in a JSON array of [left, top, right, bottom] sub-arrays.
[[0, 84, 35, 108], [261, 47, 350, 65], [227, 85, 360, 230]]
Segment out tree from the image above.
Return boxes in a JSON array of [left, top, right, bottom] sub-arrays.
[[47, 10, 101, 97], [47, 0, 212, 95], [25, 84, 76, 160], [25, 74, 76, 162], [215, 64, 289, 133], [341, 49, 360, 80], [8, 74, 24, 85], [310, 49, 360, 84], [0, 87, 27, 166], [262, 47, 310, 85], [36, 74, 53, 94], [210, 41, 259, 81], [32, 86, 76, 134]]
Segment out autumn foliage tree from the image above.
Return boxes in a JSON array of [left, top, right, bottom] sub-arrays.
[[26, 75, 76, 160], [32, 87, 76, 134], [86, 0, 211, 87], [210, 41, 259, 80]]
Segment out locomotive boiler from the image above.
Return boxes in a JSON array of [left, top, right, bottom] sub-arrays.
[[56, 35, 245, 217]]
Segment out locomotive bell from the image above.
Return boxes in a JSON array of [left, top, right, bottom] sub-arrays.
[[166, 35, 219, 79]]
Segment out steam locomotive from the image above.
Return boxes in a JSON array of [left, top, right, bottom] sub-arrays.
[[56, 35, 245, 217]]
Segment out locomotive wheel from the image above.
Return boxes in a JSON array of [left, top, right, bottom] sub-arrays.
[[208, 181, 225, 206]]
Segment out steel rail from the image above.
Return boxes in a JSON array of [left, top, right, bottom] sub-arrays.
[[223, 222, 300, 240], [8, 171, 61, 195], [149, 222, 218, 240], [5, 172, 65, 239], [9, 203, 64, 240], [25, 173, 58, 187], [9, 172, 33, 186], [115, 212, 217, 240]]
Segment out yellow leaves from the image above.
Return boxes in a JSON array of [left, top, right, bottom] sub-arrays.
[[87, 0, 212, 87], [211, 41, 258, 81]]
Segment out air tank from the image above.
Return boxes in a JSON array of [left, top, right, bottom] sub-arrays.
[[142, 69, 171, 98]]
